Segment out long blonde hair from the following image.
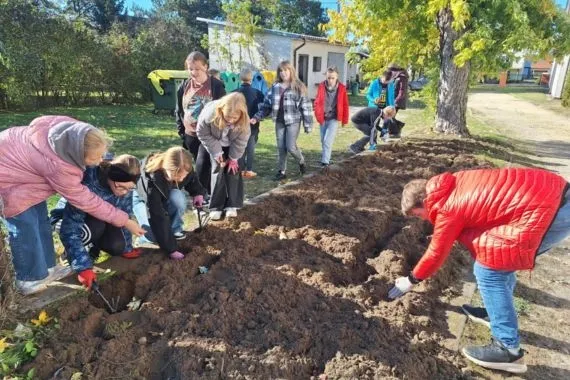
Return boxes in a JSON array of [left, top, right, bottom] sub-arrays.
[[84, 128, 112, 157], [211, 93, 249, 132], [277, 60, 307, 96], [145, 147, 193, 178]]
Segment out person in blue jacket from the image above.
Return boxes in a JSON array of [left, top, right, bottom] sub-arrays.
[[51, 154, 142, 289], [366, 70, 396, 108]]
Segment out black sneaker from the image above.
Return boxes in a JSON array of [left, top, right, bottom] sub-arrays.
[[462, 304, 491, 328], [274, 171, 287, 181], [299, 163, 306, 175], [462, 338, 527, 374]]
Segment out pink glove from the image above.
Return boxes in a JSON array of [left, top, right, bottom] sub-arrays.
[[169, 251, 185, 260], [227, 159, 239, 175], [193, 195, 204, 208]]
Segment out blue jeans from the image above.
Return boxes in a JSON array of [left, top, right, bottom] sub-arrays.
[[4, 201, 55, 281], [473, 187, 570, 349], [474, 261, 519, 348], [320, 119, 338, 164], [132, 189, 186, 238], [242, 126, 259, 171], [538, 188, 570, 254], [275, 122, 304, 172]]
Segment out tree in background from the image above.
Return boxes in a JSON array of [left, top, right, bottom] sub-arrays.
[[264, 0, 328, 36], [326, 0, 570, 135]]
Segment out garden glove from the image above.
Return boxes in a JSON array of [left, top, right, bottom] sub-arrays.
[[388, 276, 414, 299], [227, 159, 239, 175], [78, 269, 96, 290], [122, 248, 142, 259], [193, 195, 204, 208]]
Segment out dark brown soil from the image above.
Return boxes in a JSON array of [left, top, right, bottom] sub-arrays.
[[28, 139, 491, 379]]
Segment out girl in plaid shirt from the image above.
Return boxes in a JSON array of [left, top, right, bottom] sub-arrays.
[[251, 61, 313, 181]]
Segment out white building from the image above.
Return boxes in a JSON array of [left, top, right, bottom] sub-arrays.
[[197, 17, 359, 99], [549, 0, 570, 99]]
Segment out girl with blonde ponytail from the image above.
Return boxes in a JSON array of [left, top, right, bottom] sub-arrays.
[[132, 147, 206, 260]]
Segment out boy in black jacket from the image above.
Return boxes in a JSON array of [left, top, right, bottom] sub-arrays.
[[234, 68, 265, 178]]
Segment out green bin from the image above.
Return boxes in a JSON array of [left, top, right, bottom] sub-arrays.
[[147, 70, 188, 112], [351, 82, 359, 96]]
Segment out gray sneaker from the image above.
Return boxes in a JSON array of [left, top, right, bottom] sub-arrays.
[[15, 279, 48, 296], [47, 264, 73, 282], [462, 338, 526, 374]]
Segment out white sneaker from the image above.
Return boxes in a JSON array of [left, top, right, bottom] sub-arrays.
[[225, 208, 238, 218], [47, 264, 73, 282], [15, 279, 48, 296], [210, 210, 223, 220]]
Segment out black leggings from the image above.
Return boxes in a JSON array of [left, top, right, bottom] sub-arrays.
[[183, 134, 211, 194], [81, 215, 127, 258]]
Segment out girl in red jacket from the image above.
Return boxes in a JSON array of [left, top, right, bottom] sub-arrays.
[[389, 168, 569, 374], [314, 66, 349, 167]]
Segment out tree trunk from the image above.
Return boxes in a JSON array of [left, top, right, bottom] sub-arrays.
[[435, 7, 470, 136]]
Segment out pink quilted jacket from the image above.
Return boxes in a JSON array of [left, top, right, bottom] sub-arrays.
[[0, 115, 129, 226]]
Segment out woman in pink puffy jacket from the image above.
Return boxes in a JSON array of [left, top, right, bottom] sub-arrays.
[[0, 115, 145, 295]]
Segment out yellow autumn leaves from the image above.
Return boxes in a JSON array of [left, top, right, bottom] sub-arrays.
[[30, 310, 52, 327]]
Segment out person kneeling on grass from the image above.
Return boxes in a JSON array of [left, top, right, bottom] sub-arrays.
[[51, 155, 144, 289], [388, 167, 570, 374], [349, 106, 396, 153], [197, 92, 250, 221], [132, 147, 206, 260]]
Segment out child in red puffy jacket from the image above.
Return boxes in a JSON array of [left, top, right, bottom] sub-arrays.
[[313, 66, 349, 167], [389, 167, 569, 374]]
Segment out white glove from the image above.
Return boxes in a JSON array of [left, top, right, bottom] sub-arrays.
[[388, 276, 414, 299]]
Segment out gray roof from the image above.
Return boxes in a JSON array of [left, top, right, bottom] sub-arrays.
[[197, 17, 344, 45]]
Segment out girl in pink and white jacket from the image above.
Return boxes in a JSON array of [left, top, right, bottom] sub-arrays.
[[0, 115, 145, 295]]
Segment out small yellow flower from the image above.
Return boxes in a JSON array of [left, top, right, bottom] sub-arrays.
[[0, 337, 10, 353], [31, 310, 52, 327]]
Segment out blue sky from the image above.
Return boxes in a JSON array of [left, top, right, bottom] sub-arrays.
[[126, 0, 341, 12]]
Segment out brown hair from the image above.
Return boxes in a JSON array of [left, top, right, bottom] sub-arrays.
[[277, 60, 307, 96], [100, 154, 141, 181], [211, 93, 249, 132], [145, 147, 193, 179], [327, 66, 339, 74], [185, 51, 208, 69], [84, 128, 112, 156], [401, 179, 428, 215]]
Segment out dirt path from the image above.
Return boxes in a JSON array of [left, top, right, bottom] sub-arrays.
[[465, 92, 570, 379], [469, 92, 570, 178]]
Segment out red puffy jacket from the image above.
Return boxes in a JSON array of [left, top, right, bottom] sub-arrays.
[[313, 81, 350, 125], [412, 168, 568, 280]]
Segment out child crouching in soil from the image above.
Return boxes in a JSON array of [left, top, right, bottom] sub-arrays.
[[197, 92, 251, 220], [132, 147, 206, 260], [51, 155, 143, 290]]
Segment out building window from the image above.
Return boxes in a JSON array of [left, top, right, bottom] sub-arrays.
[[313, 57, 322, 72]]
